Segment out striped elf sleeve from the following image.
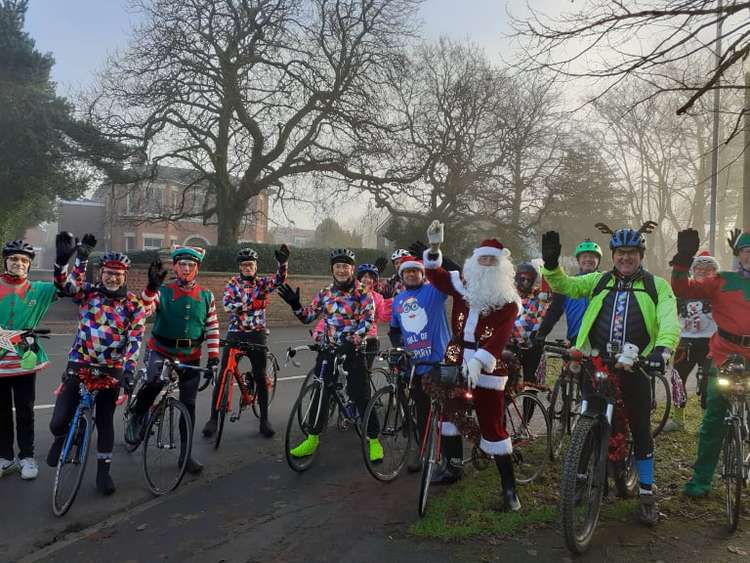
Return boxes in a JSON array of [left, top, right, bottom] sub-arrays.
[[204, 292, 220, 359]]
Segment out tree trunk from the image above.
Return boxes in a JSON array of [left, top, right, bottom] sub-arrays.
[[215, 189, 246, 246]]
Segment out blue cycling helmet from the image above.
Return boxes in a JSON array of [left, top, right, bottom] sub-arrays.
[[356, 263, 379, 280], [609, 228, 646, 251]]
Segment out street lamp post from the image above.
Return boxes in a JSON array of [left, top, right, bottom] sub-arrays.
[[708, 0, 723, 254]]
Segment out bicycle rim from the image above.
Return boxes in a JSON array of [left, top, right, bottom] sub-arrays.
[[418, 413, 438, 517], [122, 379, 144, 453], [548, 379, 566, 461], [362, 386, 410, 482], [506, 391, 550, 484], [723, 420, 743, 533], [285, 382, 325, 472], [214, 372, 232, 450], [143, 399, 192, 495], [52, 409, 92, 517], [560, 416, 606, 554], [650, 372, 671, 438]]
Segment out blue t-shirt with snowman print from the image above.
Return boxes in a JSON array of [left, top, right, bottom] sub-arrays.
[[390, 283, 451, 375]]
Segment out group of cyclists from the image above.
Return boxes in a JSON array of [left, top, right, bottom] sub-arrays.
[[0, 215, 748, 540]]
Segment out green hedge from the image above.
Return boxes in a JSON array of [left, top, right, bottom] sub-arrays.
[[95, 244, 390, 276]]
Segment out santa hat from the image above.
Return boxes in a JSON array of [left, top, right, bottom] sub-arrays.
[[472, 238, 511, 259], [398, 256, 425, 276], [691, 250, 719, 273]]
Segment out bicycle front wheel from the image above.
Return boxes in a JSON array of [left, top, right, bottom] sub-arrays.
[[143, 398, 193, 496], [548, 377, 573, 461], [361, 385, 411, 482], [214, 370, 232, 450], [418, 410, 439, 517], [505, 391, 550, 484], [285, 382, 327, 472], [723, 419, 743, 533], [650, 372, 671, 438], [560, 416, 606, 555], [52, 408, 93, 517]]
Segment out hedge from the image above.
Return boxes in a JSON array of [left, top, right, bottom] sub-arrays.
[[92, 244, 391, 276]]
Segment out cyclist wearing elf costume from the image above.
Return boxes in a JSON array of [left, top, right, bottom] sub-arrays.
[[277, 248, 383, 462], [672, 228, 750, 497], [47, 247, 146, 495], [126, 245, 220, 475], [541, 224, 680, 526], [202, 244, 290, 439], [0, 235, 91, 480], [537, 239, 603, 344]]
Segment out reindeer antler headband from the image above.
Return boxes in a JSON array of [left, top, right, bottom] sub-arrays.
[[594, 221, 658, 235]]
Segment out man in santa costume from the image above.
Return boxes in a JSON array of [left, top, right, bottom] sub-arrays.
[[421, 220, 522, 511]]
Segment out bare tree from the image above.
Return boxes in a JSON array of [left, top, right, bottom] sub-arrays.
[[90, 0, 421, 245]]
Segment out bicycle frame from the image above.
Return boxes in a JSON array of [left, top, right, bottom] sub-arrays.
[[61, 386, 96, 463], [215, 347, 254, 414]]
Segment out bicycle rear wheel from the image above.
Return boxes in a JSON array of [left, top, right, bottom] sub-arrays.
[[548, 377, 573, 461], [723, 420, 743, 533], [560, 416, 606, 554], [251, 361, 279, 418], [52, 408, 93, 517], [122, 372, 145, 453], [143, 398, 192, 495], [285, 382, 327, 472], [505, 391, 550, 484], [418, 411, 439, 517], [214, 370, 232, 450], [361, 385, 412, 482], [650, 372, 671, 438]]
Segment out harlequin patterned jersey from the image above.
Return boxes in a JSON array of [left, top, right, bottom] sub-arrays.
[[511, 287, 549, 345], [224, 263, 287, 332], [295, 283, 374, 346]]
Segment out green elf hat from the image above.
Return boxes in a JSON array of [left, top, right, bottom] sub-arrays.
[[170, 245, 206, 264], [735, 231, 750, 253]]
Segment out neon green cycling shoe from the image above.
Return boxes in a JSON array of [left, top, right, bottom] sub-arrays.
[[290, 434, 319, 458], [369, 438, 384, 463]]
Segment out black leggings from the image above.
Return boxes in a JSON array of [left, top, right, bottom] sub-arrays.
[[675, 337, 710, 387], [309, 345, 379, 438], [49, 365, 120, 458], [0, 374, 36, 459], [209, 331, 269, 421]]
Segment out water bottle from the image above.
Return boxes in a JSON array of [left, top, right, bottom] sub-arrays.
[[343, 400, 356, 419]]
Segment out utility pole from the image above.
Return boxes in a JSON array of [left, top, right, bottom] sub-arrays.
[[708, 0, 723, 254], [744, 71, 750, 229]]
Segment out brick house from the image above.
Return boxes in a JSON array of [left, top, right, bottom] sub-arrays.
[[93, 165, 268, 252]]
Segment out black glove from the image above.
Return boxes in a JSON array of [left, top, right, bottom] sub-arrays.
[[408, 240, 428, 258], [727, 227, 742, 256], [122, 369, 135, 395], [644, 346, 669, 374], [541, 231, 562, 270], [277, 283, 302, 311], [76, 233, 97, 260], [374, 257, 388, 274], [671, 228, 699, 267], [206, 357, 220, 384], [55, 232, 78, 266], [274, 244, 290, 264], [147, 259, 168, 291]]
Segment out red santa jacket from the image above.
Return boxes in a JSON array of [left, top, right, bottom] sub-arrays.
[[424, 252, 518, 391]]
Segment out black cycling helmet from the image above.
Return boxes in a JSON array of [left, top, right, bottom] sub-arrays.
[[99, 251, 131, 270], [2, 240, 35, 260], [236, 248, 259, 264], [330, 248, 355, 266]]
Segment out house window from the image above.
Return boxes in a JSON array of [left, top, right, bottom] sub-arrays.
[[143, 234, 164, 250], [123, 233, 136, 252], [126, 184, 166, 216]]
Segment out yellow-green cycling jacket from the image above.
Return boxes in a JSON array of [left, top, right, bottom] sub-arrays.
[[540, 266, 680, 355]]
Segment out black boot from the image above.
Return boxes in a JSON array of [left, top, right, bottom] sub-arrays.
[[185, 457, 204, 475], [495, 454, 521, 512], [259, 418, 275, 438], [430, 435, 464, 485], [47, 436, 65, 467], [96, 459, 116, 495], [202, 417, 217, 438], [257, 378, 274, 437]]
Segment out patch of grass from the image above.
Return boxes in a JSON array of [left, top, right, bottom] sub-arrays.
[[411, 373, 731, 541]]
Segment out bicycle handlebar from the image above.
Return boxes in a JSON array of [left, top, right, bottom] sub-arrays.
[[543, 344, 663, 376]]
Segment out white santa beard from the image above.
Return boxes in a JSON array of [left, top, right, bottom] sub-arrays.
[[462, 255, 520, 311], [401, 307, 428, 333]]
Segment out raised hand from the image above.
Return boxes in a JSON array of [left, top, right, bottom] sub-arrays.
[[55, 232, 77, 266], [727, 228, 742, 256], [277, 283, 302, 310], [676, 228, 700, 258], [426, 220, 444, 247], [541, 231, 562, 270], [147, 259, 168, 291], [374, 257, 388, 274], [274, 244, 291, 264], [408, 240, 427, 258], [76, 233, 97, 260]]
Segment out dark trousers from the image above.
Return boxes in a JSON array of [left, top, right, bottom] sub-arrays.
[[50, 366, 120, 458], [0, 374, 36, 459], [209, 331, 269, 422], [310, 345, 380, 438], [675, 337, 710, 386], [410, 373, 430, 442], [365, 337, 380, 372]]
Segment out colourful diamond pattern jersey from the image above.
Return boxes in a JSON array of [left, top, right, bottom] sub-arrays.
[[295, 283, 374, 346], [59, 258, 147, 373], [224, 263, 287, 332], [511, 288, 549, 345]]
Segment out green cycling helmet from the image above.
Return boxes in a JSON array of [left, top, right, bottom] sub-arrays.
[[575, 239, 602, 258]]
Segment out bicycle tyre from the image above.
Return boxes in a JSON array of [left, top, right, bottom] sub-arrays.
[[506, 391, 550, 484], [252, 362, 279, 419], [143, 398, 192, 496], [723, 419, 743, 533], [285, 382, 326, 472], [214, 369, 232, 450], [122, 373, 145, 453], [361, 385, 411, 483], [651, 372, 671, 438], [418, 411, 439, 517], [560, 416, 606, 554], [52, 408, 93, 517], [613, 445, 638, 499], [548, 377, 569, 461]]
